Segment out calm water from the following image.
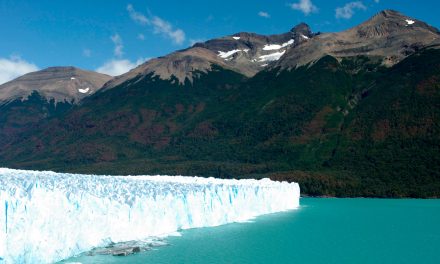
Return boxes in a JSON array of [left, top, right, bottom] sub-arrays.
[[63, 198, 440, 264]]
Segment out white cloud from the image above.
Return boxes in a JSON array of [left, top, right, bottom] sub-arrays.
[[111, 34, 124, 57], [127, 4, 149, 25], [151, 16, 186, 45], [374, 0, 379, 2], [126, 4, 186, 45], [290, 0, 318, 15], [258, 11, 270, 18], [96, 58, 148, 76], [335, 1, 367, 19], [83, 49, 92, 57], [137, 33, 145, 40], [0, 56, 39, 85]]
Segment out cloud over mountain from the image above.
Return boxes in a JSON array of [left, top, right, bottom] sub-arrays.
[[336, 1, 367, 19], [96, 58, 148, 76], [0, 56, 39, 85]]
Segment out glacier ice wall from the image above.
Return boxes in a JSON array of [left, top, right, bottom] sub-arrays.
[[0, 168, 300, 263]]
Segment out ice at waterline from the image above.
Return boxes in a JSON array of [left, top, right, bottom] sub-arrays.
[[0, 168, 300, 263]]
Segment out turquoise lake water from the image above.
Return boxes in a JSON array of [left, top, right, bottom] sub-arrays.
[[63, 198, 440, 264]]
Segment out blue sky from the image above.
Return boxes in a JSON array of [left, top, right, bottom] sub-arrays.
[[0, 0, 439, 83]]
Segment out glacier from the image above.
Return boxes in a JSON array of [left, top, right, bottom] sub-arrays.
[[0, 168, 300, 264]]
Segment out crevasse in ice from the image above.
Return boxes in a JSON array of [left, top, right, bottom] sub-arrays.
[[0, 168, 300, 263]]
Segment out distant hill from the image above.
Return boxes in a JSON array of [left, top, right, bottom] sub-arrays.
[[0, 67, 111, 151], [0, 66, 111, 104]]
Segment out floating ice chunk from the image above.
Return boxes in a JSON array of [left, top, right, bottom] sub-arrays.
[[405, 19, 415, 25], [232, 36, 240, 40], [262, 39, 294, 51], [0, 168, 300, 264], [259, 50, 286, 62], [78, 87, 90, 94]]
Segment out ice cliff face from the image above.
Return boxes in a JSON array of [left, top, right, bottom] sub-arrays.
[[0, 168, 300, 263]]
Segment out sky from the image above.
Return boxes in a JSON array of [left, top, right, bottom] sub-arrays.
[[0, 0, 439, 84]]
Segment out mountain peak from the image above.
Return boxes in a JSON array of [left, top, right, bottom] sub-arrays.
[[0, 66, 111, 104], [367, 9, 415, 24], [348, 9, 440, 39], [377, 9, 404, 18], [358, 9, 414, 32], [290, 23, 311, 34], [42, 66, 78, 72], [290, 23, 314, 42], [104, 29, 300, 88], [275, 10, 440, 69]]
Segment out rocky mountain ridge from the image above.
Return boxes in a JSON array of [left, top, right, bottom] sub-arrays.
[[104, 10, 440, 89], [3, 10, 437, 96], [102, 23, 315, 88], [276, 10, 440, 68]]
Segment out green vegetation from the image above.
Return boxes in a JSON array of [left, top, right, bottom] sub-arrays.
[[1, 49, 439, 198]]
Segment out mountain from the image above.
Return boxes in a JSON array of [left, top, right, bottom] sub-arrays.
[[103, 23, 314, 88], [0, 10, 439, 198], [0, 67, 111, 150], [0, 66, 111, 104], [276, 10, 440, 68], [105, 10, 439, 89]]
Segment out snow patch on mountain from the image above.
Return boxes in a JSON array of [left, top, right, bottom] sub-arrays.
[[259, 50, 286, 62], [78, 87, 90, 94], [405, 19, 415, 25], [262, 39, 294, 51], [218, 49, 248, 59]]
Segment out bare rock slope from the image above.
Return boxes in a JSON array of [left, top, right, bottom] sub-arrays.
[[103, 23, 314, 88], [0, 67, 112, 104], [104, 10, 440, 90], [275, 10, 440, 69]]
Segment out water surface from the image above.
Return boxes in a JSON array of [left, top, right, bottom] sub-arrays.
[[63, 198, 440, 264]]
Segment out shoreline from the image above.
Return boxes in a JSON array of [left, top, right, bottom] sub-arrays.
[[300, 195, 440, 199]]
